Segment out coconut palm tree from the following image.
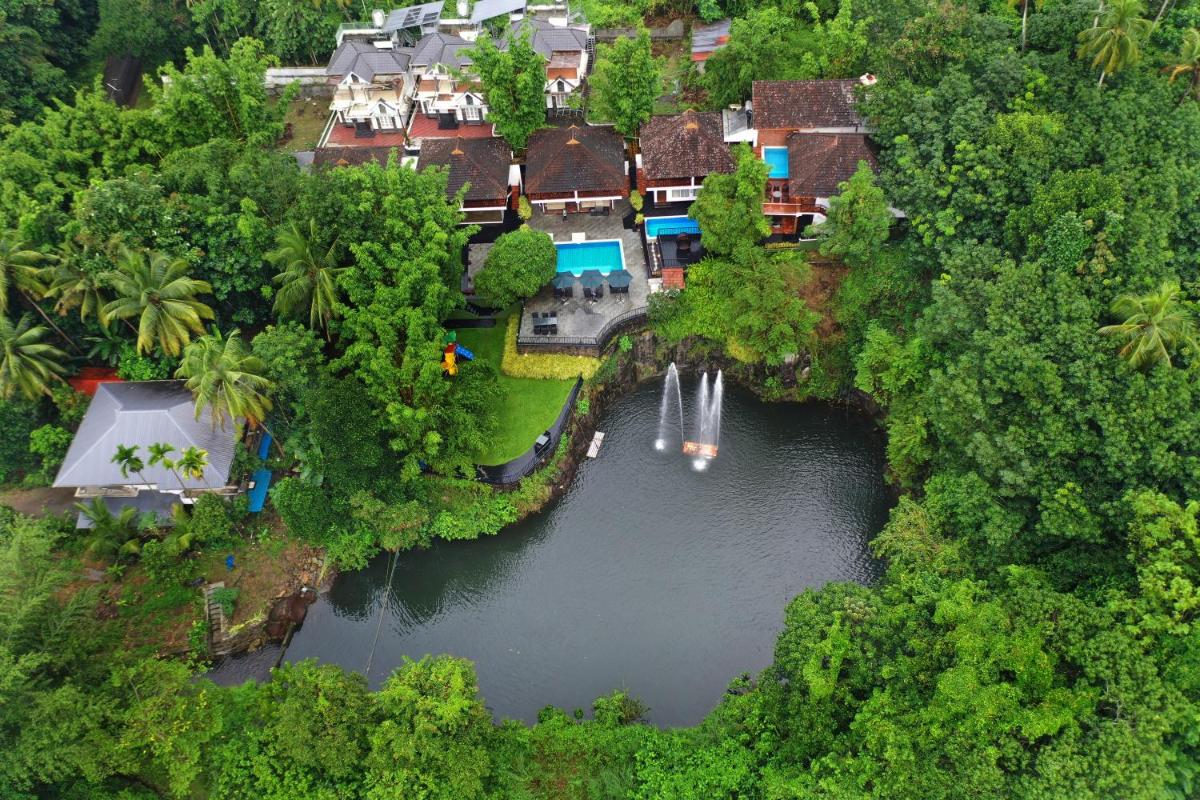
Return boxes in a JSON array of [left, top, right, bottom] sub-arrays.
[[112, 444, 152, 487], [1098, 279, 1199, 369], [75, 497, 148, 560], [148, 442, 188, 490], [265, 220, 346, 339], [176, 326, 274, 429], [0, 232, 50, 316], [41, 240, 111, 328], [1009, 0, 1044, 51], [102, 248, 215, 357], [0, 314, 68, 400], [1078, 0, 1152, 86], [0, 232, 82, 352], [177, 446, 213, 490], [1166, 28, 1200, 103]]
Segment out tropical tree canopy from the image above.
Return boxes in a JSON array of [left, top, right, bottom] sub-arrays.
[[1166, 28, 1200, 102], [1098, 280, 1199, 369], [103, 249, 215, 356], [176, 326, 274, 428], [265, 219, 346, 338], [0, 314, 67, 400], [0, 232, 50, 315], [41, 240, 110, 327], [1077, 0, 1152, 85]]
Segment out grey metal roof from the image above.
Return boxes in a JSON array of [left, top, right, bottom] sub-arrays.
[[326, 40, 412, 81], [75, 492, 181, 530], [382, 1, 444, 33], [470, 0, 526, 23], [409, 32, 474, 68], [691, 19, 730, 55], [507, 18, 587, 57], [53, 381, 239, 490]]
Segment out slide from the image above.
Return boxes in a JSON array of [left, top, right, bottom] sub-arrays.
[[455, 344, 475, 361]]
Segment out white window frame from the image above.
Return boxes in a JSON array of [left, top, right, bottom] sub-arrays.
[[667, 187, 699, 202]]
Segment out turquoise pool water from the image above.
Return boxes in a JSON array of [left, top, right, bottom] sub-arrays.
[[555, 240, 624, 275], [763, 147, 789, 179], [644, 215, 701, 238]]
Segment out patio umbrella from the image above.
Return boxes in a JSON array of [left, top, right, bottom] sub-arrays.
[[606, 269, 632, 290], [578, 270, 605, 289], [552, 272, 576, 290]]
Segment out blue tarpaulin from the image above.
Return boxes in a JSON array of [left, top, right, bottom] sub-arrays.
[[248, 432, 273, 512], [247, 468, 272, 513]]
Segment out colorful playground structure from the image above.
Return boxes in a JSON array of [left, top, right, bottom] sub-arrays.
[[441, 331, 475, 376]]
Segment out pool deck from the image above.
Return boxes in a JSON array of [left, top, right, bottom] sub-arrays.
[[518, 201, 653, 348]]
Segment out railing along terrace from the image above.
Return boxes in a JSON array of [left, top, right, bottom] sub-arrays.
[[516, 306, 649, 351]]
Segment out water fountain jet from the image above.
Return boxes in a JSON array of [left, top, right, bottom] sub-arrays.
[[655, 363, 684, 452]]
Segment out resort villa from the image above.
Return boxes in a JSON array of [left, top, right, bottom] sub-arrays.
[[52, 381, 241, 528], [635, 109, 735, 208], [313, 3, 888, 356], [748, 78, 879, 236], [525, 124, 628, 214], [417, 136, 520, 224], [317, 1, 591, 152]]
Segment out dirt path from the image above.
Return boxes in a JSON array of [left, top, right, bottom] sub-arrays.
[[0, 487, 78, 518]]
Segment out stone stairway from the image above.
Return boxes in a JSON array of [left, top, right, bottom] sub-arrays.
[[203, 582, 232, 656]]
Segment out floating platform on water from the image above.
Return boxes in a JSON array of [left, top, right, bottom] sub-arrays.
[[682, 441, 718, 458], [587, 431, 605, 458]]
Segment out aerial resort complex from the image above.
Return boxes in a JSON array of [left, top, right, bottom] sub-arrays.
[[0, 0, 1198, 794]]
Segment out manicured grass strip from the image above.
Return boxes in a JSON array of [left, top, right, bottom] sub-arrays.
[[457, 322, 575, 466]]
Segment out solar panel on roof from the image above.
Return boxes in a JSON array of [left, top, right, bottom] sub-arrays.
[[383, 1, 444, 32]]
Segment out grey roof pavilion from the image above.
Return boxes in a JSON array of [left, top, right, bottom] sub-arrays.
[[470, 0, 526, 24], [53, 381, 239, 491]]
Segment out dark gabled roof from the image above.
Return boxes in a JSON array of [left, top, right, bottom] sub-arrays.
[[313, 146, 405, 168], [786, 132, 877, 197], [53, 381, 238, 490], [326, 40, 412, 81], [409, 32, 474, 69], [507, 18, 588, 57], [470, 0, 526, 23], [639, 110, 734, 180], [526, 125, 626, 195], [752, 80, 865, 131], [418, 137, 512, 201]]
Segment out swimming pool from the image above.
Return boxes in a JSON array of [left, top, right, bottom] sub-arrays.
[[763, 147, 789, 179], [555, 239, 625, 275], [644, 215, 701, 239]]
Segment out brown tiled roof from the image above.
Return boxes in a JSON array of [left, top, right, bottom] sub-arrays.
[[662, 267, 685, 290], [786, 133, 877, 197], [752, 80, 865, 131], [639, 110, 734, 181], [313, 146, 404, 167], [418, 137, 512, 202], [526, 125, 627, 195]]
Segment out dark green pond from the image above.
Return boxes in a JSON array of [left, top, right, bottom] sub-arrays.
[[272, 379, 889, 725]]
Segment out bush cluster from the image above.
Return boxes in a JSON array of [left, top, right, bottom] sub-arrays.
[[501, 315, 600, 379]]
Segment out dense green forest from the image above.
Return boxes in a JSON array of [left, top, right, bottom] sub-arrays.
[[2, 0, 1200, 796]]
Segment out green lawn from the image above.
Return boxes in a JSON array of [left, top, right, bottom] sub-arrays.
[[456, 320, 574, 466], [279, 97, 330, 152]]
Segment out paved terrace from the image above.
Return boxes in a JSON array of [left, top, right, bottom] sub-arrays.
[[519, 201, 653, 347]]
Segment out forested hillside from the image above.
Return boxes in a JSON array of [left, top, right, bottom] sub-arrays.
[[1, 0, 1200, 797]]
